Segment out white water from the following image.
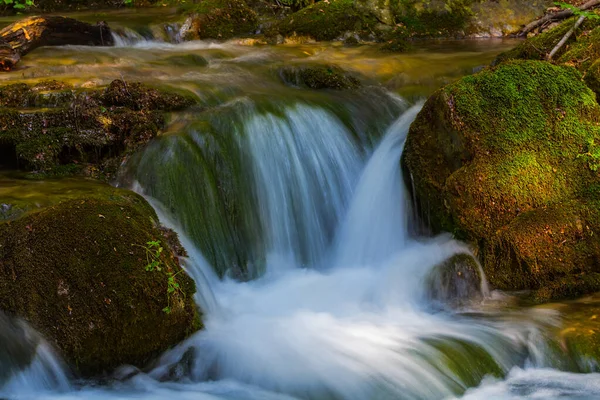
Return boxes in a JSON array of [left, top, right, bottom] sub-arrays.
[[1, 104, 595, 399], [244, 104, 363, 270]]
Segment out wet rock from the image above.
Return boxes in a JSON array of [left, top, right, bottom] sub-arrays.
[[0, 181, 201, 377], [279, 64, 361, 90], [178, 0, 258, 41], [427, 253, 484, 308], [0, 80, 196, 178], [403, 60, 600, 301]]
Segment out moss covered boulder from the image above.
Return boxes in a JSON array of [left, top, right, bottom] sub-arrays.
[[178, 0, 258, 41], [426, 253, 485, 308], [0, 179, 200, 376], [278, 64, 361, 90], [0, 79, 195, 178], [265, 0, 382, 42], [495, 13, 600, 97], [403, 60, 600, 301]]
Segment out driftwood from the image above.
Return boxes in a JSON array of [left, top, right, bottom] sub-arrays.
[[518, 0, 600, 37], [0, 16, 113, 71], [547, 14, 587, 60]]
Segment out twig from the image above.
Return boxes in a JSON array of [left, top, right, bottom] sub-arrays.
[[547, 14, 587, 60]]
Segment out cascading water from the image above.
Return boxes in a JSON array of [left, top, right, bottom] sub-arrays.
[[3, 32, 600, 400], [118, 104, 565, 399]]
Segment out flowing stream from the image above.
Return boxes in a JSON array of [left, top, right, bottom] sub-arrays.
[[1, 14, 599, 399]]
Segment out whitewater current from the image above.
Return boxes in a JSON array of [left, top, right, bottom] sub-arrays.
[[2, 100, 600, 399]]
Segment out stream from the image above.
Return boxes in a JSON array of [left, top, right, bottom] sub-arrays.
[[1, 11, 600, 400]]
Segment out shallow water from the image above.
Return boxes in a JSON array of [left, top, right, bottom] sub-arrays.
[[0, 10, 598, 400]]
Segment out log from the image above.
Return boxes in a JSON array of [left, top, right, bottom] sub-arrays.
[[517, 0, 600, 37], [0, 41, 19, 71], [0, 16, 114, 71]]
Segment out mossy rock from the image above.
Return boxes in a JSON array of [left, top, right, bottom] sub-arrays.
[[0, 80, 196, 177], [0, 180, 201, 376], [403, 60, 600, 300], [540, 294, 600, 371], [265, 0, 382, 42], [178, 0, 258, 40], [496, 13, 600, 97], [278, 64, 361, 90], [426, 253, 484, 308]]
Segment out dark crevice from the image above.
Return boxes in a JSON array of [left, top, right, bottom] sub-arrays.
[[0, 143, 19, 170]]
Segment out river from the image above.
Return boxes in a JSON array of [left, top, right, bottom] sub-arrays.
[[1, 11, 599, 400]]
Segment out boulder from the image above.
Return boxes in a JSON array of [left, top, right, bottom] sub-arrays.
[[178, 0, 258, 41], [0, 79, 196, 178], [496, 14, 600, 98], [0, 180, 201, 376], [403, 60, 600, 301], [278, 64, 361, 90], [426, 253, 485, 308]]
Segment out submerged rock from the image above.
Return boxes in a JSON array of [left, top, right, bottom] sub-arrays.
[[0, 181, 201, 376], [427, 253, 484, 308], [0, 79, 196, 178], [278, 64, 361, 90], [403, 60, 600, 301]]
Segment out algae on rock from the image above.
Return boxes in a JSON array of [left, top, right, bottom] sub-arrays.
[[0, 79, 196, 178], [403, 60, 600, 301], [0, 179, 201, 376]]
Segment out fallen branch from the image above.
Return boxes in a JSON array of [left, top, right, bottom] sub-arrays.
[[547, 14, 587, 60], [518, 0, 600, 37], [0, 16, 114, 71]]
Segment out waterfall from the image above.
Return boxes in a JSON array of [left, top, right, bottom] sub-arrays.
[[0, 313, 70, 398], [243, 104, 362, 271], [333, 104, 422, 268], [129, 105, 550, 400]]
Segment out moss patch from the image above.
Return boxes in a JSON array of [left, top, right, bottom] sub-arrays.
[[0, 180, 200, 376], [278, 64, 361, 90], [403, 60, 600, 299], [179, 0, 258, 40], [265, 0, 381, 41], [0, 79, 196, 178]]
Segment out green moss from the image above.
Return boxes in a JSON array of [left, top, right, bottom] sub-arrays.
[[180, 0, 258, 40], [0, 180, 200, 376], [266, 0, 381, 41], [403, 60, 600, 298], [279, 64, 361, 90], [391, 0, 475, 38], [495, 12, 600, 98], [416, 335, 505, 394], [0, 80, 196, 176]]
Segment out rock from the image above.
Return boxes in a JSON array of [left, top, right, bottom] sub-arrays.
[[278, 64, 361, 90], [540, 294, 600, 371], [178, 0, 258, 41], [0, 180, 201, 376], [0, 80, 196, 178], [403, 60, 600, 301], [266, 0, 382, 42], [427, 253, 485, 308], [496, 15, 600, 98]]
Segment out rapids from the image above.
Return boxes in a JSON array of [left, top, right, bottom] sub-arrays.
[[0, 13, 599, 400]]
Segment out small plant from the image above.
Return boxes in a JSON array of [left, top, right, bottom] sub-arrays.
[[134, 240, 185, 314], [2, 0, 34, 10], [554, 2, 600, 20], [137, 240, 163, 272]]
